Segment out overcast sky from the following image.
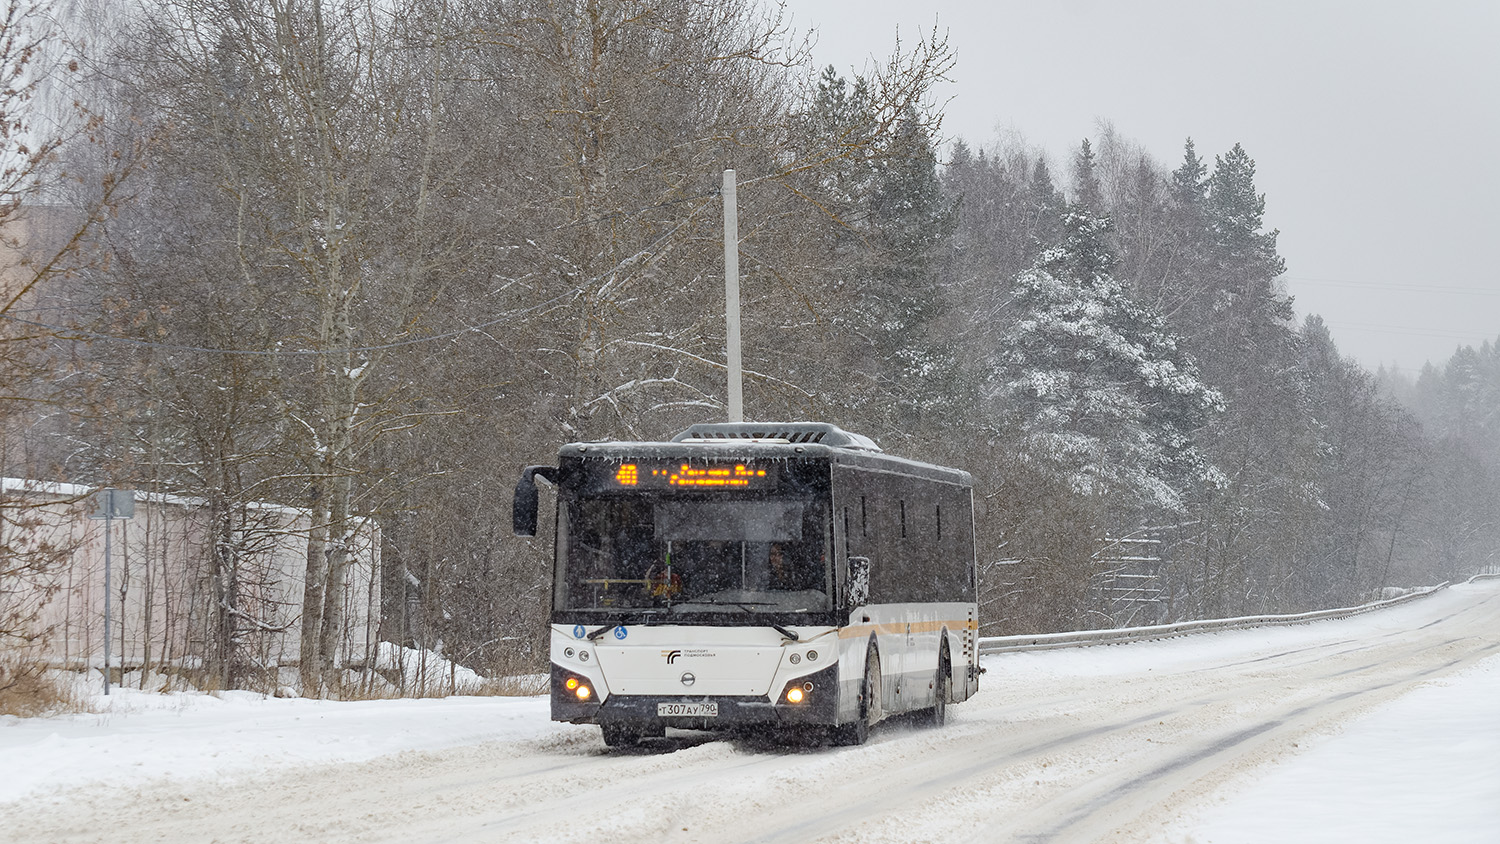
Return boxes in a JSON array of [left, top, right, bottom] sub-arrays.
[[789, 0, 1499, 373]]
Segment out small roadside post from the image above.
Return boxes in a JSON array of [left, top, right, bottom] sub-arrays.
[[88, 488, 134, 695]]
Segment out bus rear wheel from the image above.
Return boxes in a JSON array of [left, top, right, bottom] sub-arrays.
[[926, 648, 951, 728]]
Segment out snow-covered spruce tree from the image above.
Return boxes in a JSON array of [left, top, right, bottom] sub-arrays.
[[990, 205, 1223, 517], [981, 194, 1222, 633]]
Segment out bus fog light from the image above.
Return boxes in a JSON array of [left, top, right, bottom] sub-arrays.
[[788, 653, 801, 665], [576, 684, 593, 700], [786, 687, 805, 704], [806, 650, 818, 661]]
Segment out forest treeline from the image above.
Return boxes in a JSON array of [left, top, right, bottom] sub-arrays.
[[1, 0, 1496, 695]]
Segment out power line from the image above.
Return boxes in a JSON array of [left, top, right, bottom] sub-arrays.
[[0, 309, 527, 357], [1317, 319, 1498, 342], [1286, 275, 1500, 297]]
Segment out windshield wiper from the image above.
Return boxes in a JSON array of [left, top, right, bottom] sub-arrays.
[[584, 609, 669, 640], [769, 622, 800, 642], [681, 599, 801, 642]]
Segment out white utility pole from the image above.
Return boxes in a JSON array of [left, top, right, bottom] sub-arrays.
[[723, 169, 743, 423]]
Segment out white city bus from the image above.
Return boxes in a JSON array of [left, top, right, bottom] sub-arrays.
[[513, 422, 980, 747]]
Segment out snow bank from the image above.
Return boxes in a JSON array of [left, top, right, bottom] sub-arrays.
[[0, 686, 561, 804]]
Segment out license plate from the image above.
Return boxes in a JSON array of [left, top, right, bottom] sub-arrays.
[[657, 701, 717, 717]]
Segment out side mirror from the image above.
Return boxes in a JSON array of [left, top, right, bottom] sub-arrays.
[[513, 466, 559, 537], [847, 556, 870, 608]]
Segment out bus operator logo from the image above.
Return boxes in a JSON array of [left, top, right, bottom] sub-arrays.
[[664, 649, 683, 664]]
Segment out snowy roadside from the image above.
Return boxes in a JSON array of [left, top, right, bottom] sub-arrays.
[[1166, 651, 1500, 844]]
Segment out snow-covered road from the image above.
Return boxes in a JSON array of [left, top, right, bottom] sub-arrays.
[[4, 580, 1498, 843]]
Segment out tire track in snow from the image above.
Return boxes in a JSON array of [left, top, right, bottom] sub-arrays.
[[1011, 639, 1500, 843]]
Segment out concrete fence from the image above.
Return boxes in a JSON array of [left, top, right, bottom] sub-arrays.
[[2, 478, 379, 683]]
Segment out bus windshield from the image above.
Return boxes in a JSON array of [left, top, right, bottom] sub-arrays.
[[558, 495, 831, 615]]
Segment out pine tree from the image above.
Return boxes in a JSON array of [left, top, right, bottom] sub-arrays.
[[1115, 154, 1171, 308], [807, 65, 877, 222], [1150, 138, 1216, 329], [1181, 143, 1316, 616], [1207, 144, 1288, 293], [859, 107, 960, 447], [1170, 138, 1207, 209], [1025, 157, 1066, 250], [1071, 139, 1103, 214]]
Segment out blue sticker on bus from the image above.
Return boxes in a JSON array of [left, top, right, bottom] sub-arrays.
[[572, 624, 586, 639], [614, 626, 628, 640]]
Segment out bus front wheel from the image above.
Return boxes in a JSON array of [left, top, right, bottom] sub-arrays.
[[601, 722, 640, 748], [601, 721, 662, 748], [832, 645, 881, 746]]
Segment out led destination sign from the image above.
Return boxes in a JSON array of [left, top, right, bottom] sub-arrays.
[[601, 462, 777, 490]]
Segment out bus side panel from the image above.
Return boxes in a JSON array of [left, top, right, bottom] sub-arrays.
[[831, 464, 902, 718], [831, 462, 979, 715]]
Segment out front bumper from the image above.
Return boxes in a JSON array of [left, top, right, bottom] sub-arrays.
[[551, 662, 839, 729]]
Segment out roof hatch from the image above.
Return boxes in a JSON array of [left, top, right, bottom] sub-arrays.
[[671, 422, 882, 452]]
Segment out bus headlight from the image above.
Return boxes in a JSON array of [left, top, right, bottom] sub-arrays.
[[784, 681, 813, 704], [557, 669, 599, 705]]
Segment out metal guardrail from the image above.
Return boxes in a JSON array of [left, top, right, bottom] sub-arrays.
[[976, 580, 1481, 655]]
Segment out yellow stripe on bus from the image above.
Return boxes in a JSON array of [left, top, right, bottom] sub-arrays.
[[837, 618, 978, 639]]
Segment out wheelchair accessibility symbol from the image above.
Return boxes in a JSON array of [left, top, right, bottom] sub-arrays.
[[614, 626, 628, 640]]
